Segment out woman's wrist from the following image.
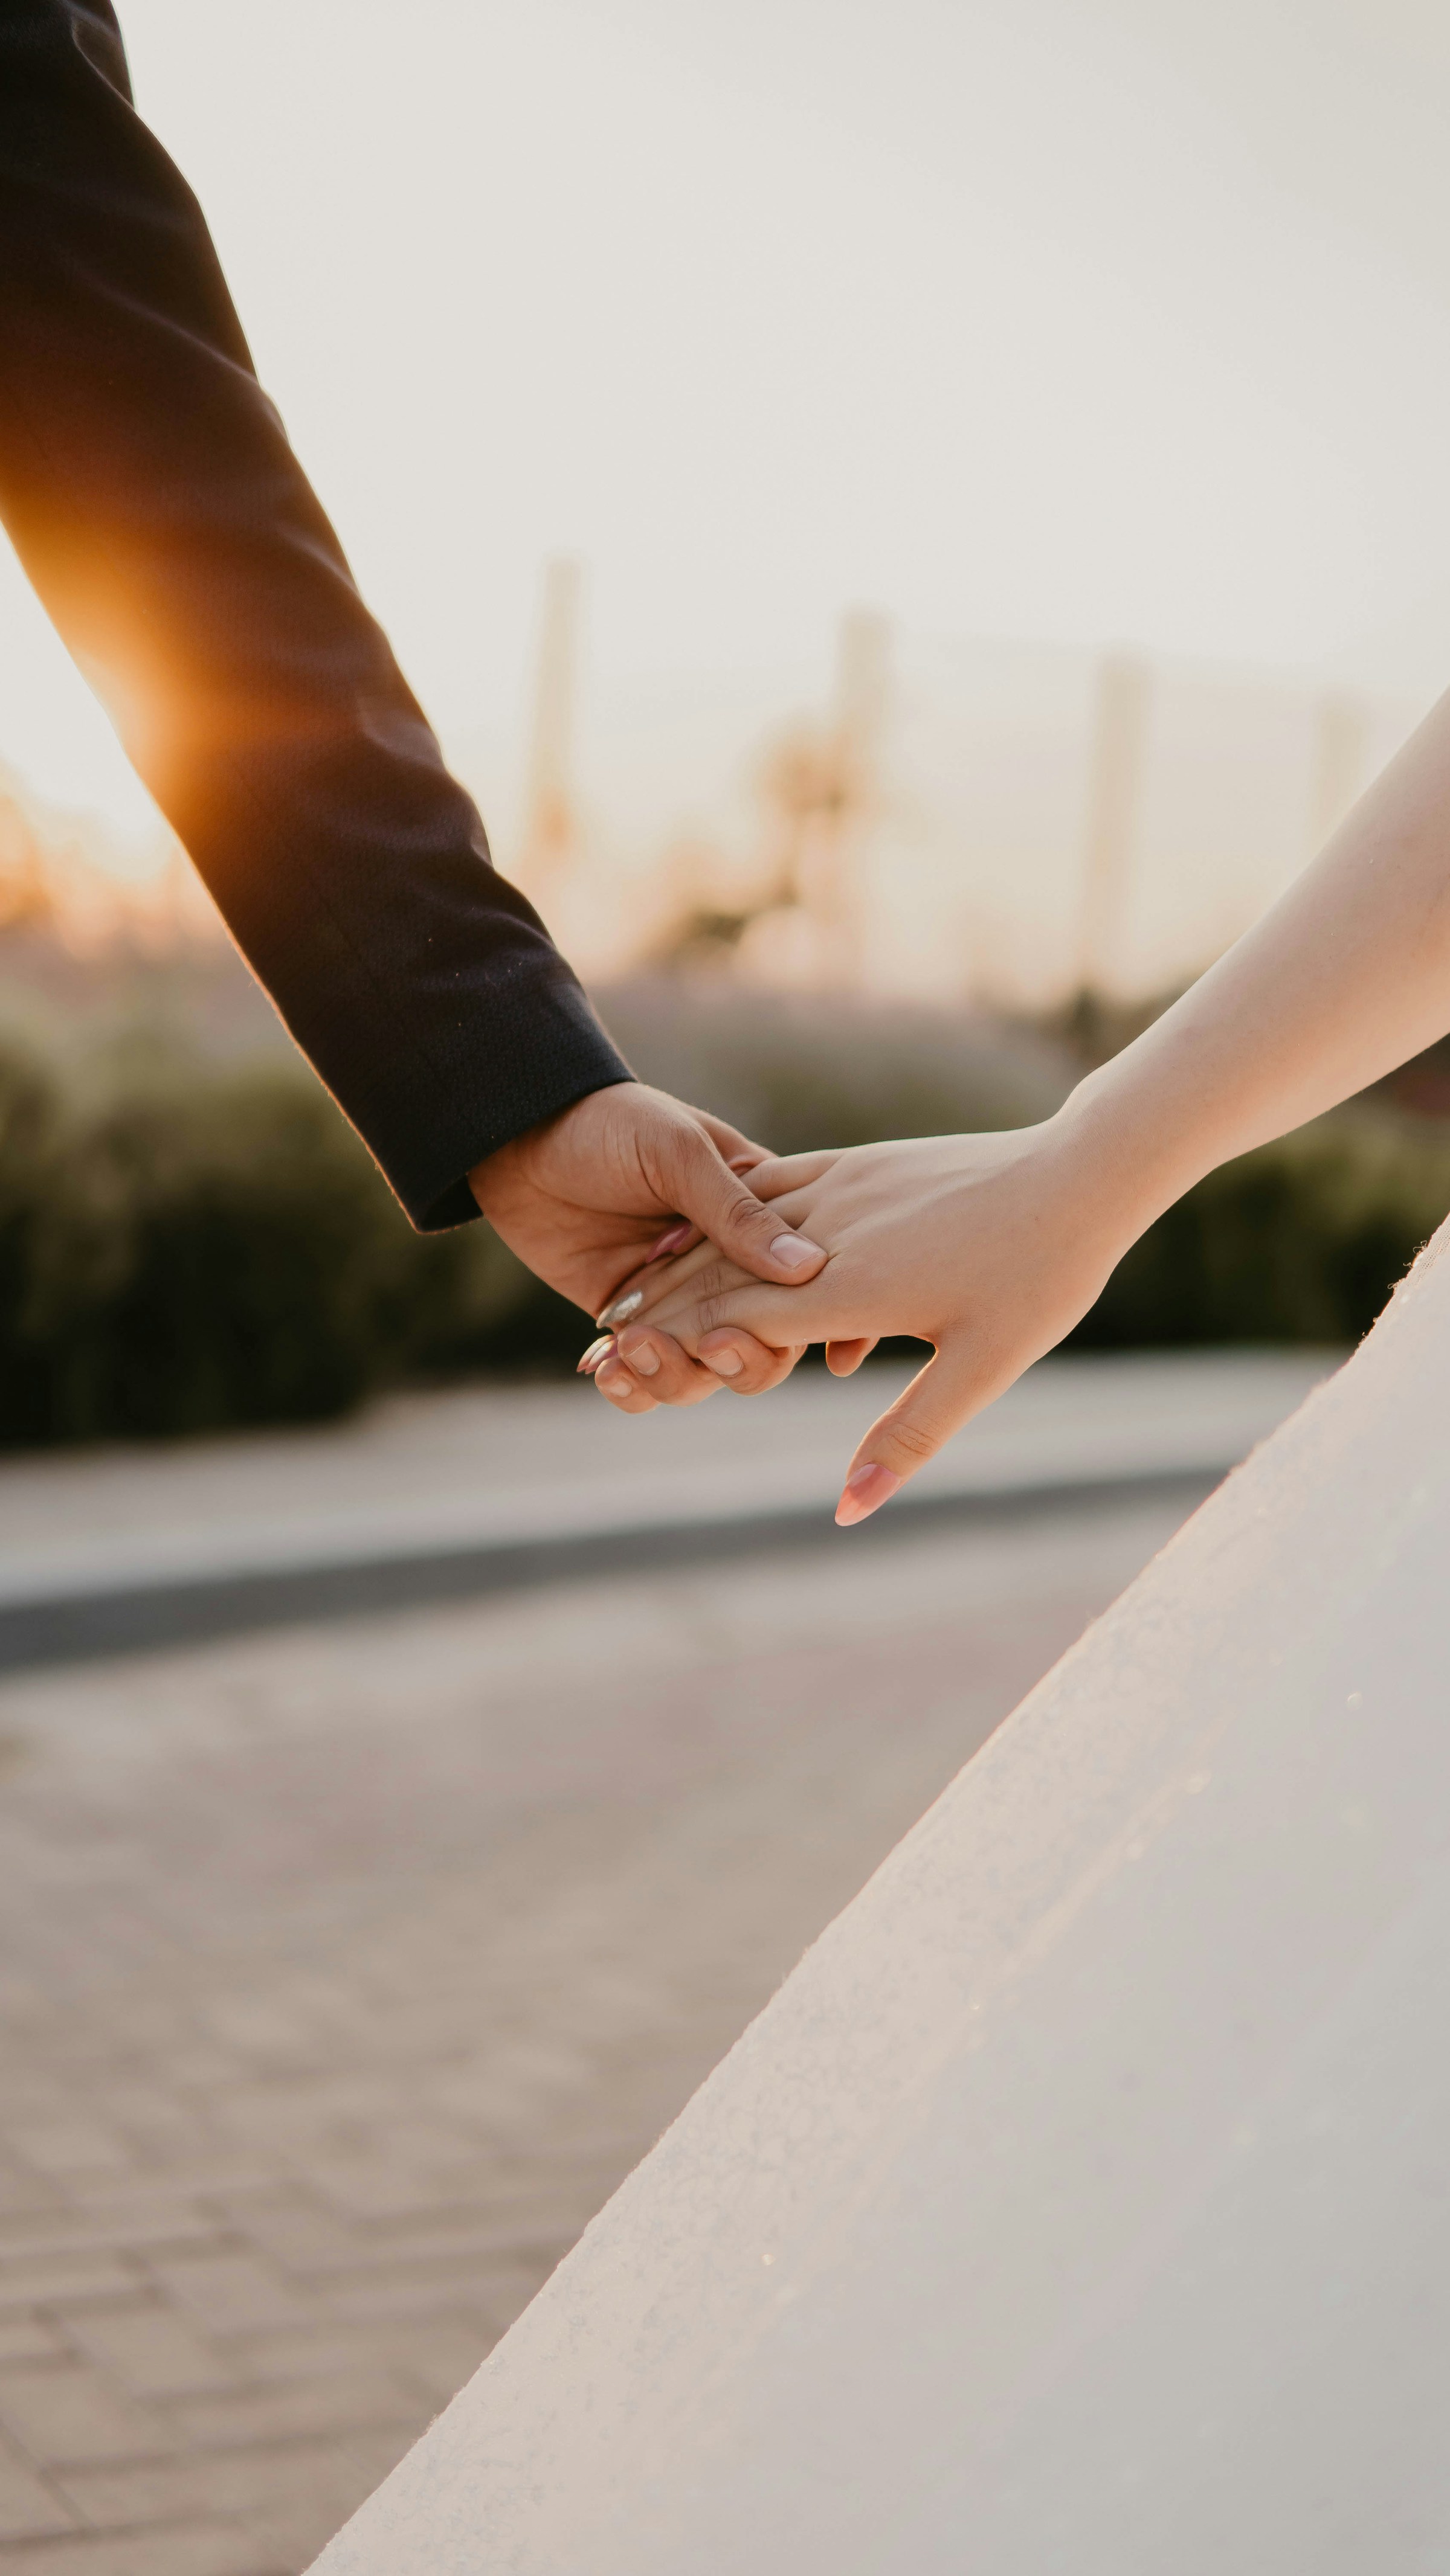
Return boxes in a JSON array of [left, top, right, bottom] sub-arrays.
[[1043, 1062, 1204, 1261]]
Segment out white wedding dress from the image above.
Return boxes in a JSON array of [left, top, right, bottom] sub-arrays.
[[313, 1224, 1450, 2575]]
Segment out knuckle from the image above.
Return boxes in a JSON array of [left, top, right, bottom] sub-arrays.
[[692, 1256, 734, 1301], [694, 1291, 738, 1338], [883, 1415, 939, 1466], [725, 1357, 769, 1394], [720, 1339, 799, 1395], [732, 1199, 776, 1239]]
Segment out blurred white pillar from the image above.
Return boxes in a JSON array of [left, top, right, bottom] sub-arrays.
[[802, 605, 891, 986], [1076, 650, 1151, 994], [834, 604, 891, 756], [310, 1220, 1450, 2576], [517, 556, 584, 903]]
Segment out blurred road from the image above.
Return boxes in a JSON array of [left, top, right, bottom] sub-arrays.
[[0, 1352, 1332, 1671], [0, 1485, 1217, 2574]]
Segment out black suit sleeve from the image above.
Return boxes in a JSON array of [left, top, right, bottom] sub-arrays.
[[0, 0, 632, 1229]]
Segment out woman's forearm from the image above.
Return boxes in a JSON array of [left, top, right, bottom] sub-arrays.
[[1057, 685, 1450, 1241], [590, 678, 1450, 1489]]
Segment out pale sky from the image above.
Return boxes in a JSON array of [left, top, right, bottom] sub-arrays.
[[7, 0, 1450, 851]]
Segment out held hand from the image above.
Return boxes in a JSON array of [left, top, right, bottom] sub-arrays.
[[602, 1119, 1136, 1517], [468, 1084, 822, 1413]]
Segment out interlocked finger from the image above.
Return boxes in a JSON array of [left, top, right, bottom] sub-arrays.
[[605, 1329, 733, 1407], [691, 1330, 807, 1393], [591, 1351, 660, 1412]]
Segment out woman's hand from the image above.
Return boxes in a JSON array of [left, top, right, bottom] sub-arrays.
[[580, 676, 1450, 1456], [589, 1116, 1142, 1518]]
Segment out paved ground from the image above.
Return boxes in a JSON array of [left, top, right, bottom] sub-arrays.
[[0, 1488, 1239, 2569]]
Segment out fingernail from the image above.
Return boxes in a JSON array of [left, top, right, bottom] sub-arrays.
[[771, 1232, 824, 1273], [701, 1346, 744, 1377], [578, 1335, 614, 1375], [622, 1337, 660, 1377], [596, 1360, 631, 1398], [598, 1287, 644, 1329], [646, 1221, 693, 1261], [834, 1463, 903, 1527]]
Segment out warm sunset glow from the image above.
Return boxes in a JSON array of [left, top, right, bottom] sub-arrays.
[[0, 536, 167, 858], [5, 0, 1450, 968]]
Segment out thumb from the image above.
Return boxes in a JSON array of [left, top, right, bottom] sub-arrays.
[[662, 1123, 828, 1286], [834, 1346, 981, 1526]]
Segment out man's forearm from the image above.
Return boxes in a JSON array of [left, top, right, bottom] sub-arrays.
[[0, 0, 630, 1228], [1057, 685, 1450, 1244]]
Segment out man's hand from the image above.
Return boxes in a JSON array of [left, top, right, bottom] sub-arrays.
[[468, 1084, 822, 1411]]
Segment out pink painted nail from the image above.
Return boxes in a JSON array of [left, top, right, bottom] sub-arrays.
[[646, 1221, 694, 1261], [578, 1335, 616, 1376], [771, 1232, 824, 1273], [834, 1463, 903, 1527]]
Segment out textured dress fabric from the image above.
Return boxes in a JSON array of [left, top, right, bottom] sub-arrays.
[[0, 0, 633, 1229], [311, 1229, 1450, 2576]]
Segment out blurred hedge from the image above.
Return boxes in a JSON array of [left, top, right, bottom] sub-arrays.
[[0, 1044, 541, 1447], [1069, 1115, 1450, 1352], [1, 980, 1449, 1448]]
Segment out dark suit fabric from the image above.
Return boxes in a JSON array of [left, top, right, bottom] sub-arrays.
[[0, 0, 631, 1228]]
